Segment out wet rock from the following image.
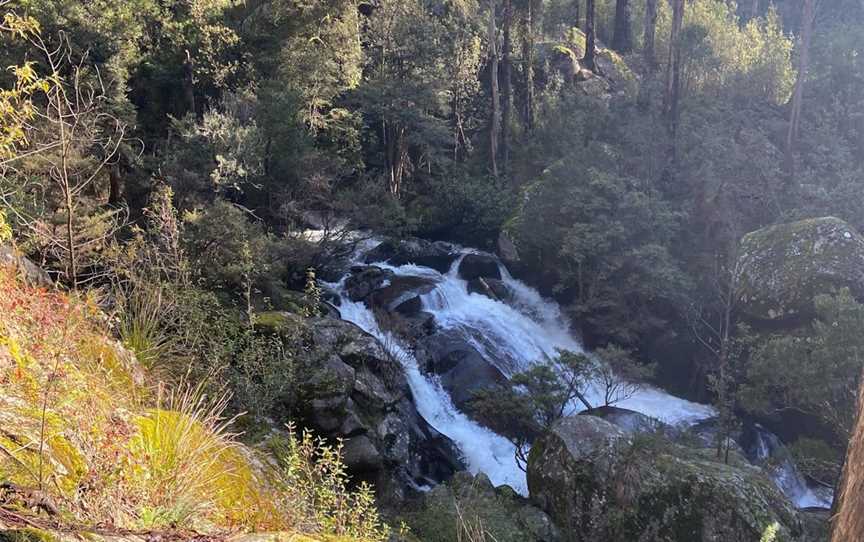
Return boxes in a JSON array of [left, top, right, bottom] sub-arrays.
[[344, 265, 394, 302], [394, 295, 422, 316], [467, 277, 511, 302], [528, 415, 803, 542], [416, 331, 507, 410], [736, 217, 864, 324], [366, 275, 437, 311], [364, 238, 459, 273], [458, 254, 502, 281]]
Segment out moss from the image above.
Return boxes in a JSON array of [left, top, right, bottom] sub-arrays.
[[530, 417, 801, 541], [737, 217, 864, 322], [254, 311, 304, 335], [0, 529, 57, 542]]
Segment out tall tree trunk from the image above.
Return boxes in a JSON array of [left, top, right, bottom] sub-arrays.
[[522, 0, 537, 131], [785, 0, 815, 180], [489, 1, 500, 178], [183, 49, 196, 117], [832, 367, 864, 542], [643, 0, 658, 68], [108, 163, 123, 205], [574, 0, 581, 31], [664, 0, 684, 137], [501, 0, 513, 173], [583, 0, 596, 71], [751, 0, 760, 19], [612, 0, 633, 52]]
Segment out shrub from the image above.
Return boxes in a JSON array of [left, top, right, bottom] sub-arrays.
[[268, 428, 391, 541]]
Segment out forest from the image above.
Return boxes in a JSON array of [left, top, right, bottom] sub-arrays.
[[1, 0, 864, 540]]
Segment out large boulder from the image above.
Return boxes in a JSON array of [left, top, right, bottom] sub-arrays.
[[416, 331, 507, 410], [458, 254, 502, 281], [528, 415, 803, 542], [736, 217, 864, 323], [344, 265, 394, 302], [0, 245, 51, 286], [404, 472, 561, 542], [364, 238, 459, 273], [366, 275, 437, 311], [467, 277, 511, 302], [257, 313, 463, 501]]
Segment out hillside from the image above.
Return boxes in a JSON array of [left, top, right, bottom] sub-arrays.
[[0, 258, 389, 542]]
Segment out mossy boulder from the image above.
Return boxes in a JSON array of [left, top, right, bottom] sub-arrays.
[[404, 471, 560, 542], [527, 415, 802, 542], [736, 217, 864, 324]]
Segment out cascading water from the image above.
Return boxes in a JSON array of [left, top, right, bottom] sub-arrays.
[[326, 239, 832, 508], [746, 425, 834, 509]]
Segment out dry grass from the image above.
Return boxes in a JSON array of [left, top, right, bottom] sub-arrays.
[[0, 265, 390, 541]]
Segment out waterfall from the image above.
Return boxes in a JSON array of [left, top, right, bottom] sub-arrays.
[[325, 240, 832, 508], [334, 285, 528, 493], [747, 425, 834, 509]]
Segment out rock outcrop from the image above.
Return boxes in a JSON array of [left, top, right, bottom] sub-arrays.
[[528, 415, 802, 542], [256, 312, 463, 501], [0, 244, 51, 286], [736, 217, 864, 323]]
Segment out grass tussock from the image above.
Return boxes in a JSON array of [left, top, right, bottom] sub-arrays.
[[0, 266, 390, 541]]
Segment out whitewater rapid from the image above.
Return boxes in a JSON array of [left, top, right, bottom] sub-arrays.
[[326, 240, 831, 508]]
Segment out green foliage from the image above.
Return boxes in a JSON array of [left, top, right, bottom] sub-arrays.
[[269, 428, 391, 541], [403, 474, 548, 542], [515, 141, 688, 345], [654, 1, 794, 104], [742, 288, 864, 441], [469, 350, 593, 469], [182, 199, 279, 293]]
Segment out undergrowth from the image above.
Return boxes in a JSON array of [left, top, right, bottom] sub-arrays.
[[0, 265, 389, 541]]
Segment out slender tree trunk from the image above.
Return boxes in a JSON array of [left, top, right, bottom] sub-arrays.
[[612, 0, 633, 53], [751, 0, 759, 19], [183, 49, 196, 116], [522, 0, 537, 131], [501, 0, 513, 173], [831, 367, 864, 542], [583, 0, 596, 71], [785, 0, 815, 180], [574, 0, 581, 31], [489, 1, 500, 178], [108, 163, 123, 205], [643, 0, 658, 68], [664, 0, 684, 137]]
